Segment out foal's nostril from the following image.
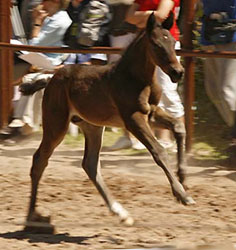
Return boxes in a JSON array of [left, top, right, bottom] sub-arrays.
[[170, 68, 184, 82], [177, 70, 183, 79]]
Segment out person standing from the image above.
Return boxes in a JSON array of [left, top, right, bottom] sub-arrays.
[[64, 0, 92, 65], [8, 0, 72, 133], [20, 0, 42, 39], [200, 0, 236, 163]]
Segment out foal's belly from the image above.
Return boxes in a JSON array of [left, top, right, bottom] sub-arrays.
[[69, 93, 125, 128], [72, 108, 125, 128]]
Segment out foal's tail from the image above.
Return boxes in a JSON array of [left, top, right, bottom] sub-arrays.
[[19, 77, 50, 96]]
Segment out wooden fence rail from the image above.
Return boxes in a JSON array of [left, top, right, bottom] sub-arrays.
[[1, 42, 236, 58], [0, 0, 12, 130]]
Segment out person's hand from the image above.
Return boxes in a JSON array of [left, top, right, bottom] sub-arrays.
[[72, 0, 83, 8], [32, 4, 49, 26], [55, 64, 65, 70], [42, 64, 65, 74]]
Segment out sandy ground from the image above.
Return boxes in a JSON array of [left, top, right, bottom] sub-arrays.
[[0, 133, 236, 250]]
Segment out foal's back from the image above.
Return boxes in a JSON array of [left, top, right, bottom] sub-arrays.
[[46, 63, 125, 127]]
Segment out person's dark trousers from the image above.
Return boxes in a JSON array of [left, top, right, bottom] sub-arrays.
[[13, 56, 30, 82], [231, 112, 236, 139], [227, 112, 236, 165]]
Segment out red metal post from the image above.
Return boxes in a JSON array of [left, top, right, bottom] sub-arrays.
[[182, 0, 196, 152], [0, 0, 13, 128]]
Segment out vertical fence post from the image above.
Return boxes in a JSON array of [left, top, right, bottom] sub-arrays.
[[0, 0, 13, 129], [182, 0, 196, 152]]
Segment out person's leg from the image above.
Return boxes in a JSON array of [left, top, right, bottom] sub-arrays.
[[203, 44, 236, 163], [231, 113, 236, 139], [28, 73, 53, 131], [108, 129, 133, 151], [226, 112, 236, 165], [204, 57, 235, 126], [155, 41, 185, 149], [13, 57, 31, 82], [203, 44, 236, 127], [9, 73, 51, 133]]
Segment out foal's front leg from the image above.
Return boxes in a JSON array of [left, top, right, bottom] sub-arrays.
[[125, 112, 195, 205], [78, 121, 134, 225], [149, 106, 186, 184]]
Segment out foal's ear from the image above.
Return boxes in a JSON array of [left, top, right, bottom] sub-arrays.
[[146, 12, 161, 35], [162, 11, 174, 30]]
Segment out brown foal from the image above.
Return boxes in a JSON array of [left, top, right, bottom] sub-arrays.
[[24, 13, 195, 231]]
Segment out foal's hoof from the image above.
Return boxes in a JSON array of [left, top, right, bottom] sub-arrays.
[[24, 212, 55, 234], [185, 196, 196, 205], [174, 192, 196, 206], [24, 221, 55, 234], [24, 220, 55, 234], [121, 216, 134, 226], [182, 196, 196, 206]]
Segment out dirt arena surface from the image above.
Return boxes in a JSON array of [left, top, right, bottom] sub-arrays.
[[0, 133, 236, 250]]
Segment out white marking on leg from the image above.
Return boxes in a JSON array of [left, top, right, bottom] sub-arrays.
[[110, 202, 134, 225], [111, 202, 129, 219]]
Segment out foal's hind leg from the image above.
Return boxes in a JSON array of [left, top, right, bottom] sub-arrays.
[[25, 112, 70, 229], [149, 106, 186, 184], [78, 121, 134, 225], [124, 112, 195, 205]]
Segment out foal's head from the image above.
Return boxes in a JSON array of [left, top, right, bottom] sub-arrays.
[[146, 13, 184, 83]]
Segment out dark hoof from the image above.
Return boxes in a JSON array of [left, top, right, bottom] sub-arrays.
[[24, 221, 55, 234], [24, 212, 55, 234], [173, 187, 196, 206]]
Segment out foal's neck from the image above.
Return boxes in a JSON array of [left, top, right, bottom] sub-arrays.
[[118, 32, 155, 83]]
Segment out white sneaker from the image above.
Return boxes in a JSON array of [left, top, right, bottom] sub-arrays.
[[8, 119, 25, 128], [131, 139, 146, 150], [20, 123, 33, 136], [157, 139, 177, 153], [109, 136, 133, 151]]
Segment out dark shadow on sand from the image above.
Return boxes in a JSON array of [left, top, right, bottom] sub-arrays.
[[0, 230, 97, 245]]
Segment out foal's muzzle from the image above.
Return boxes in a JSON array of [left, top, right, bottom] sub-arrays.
[[169, 66, 184, 83]]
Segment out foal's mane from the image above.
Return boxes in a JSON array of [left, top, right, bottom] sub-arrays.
[[119, 30, 147, 63]]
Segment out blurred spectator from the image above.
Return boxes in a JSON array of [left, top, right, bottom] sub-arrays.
[[65, 0, 92, 65], [108, 0, 136, 63], [64, 0, 110, 65], [200, 0, 236, 162], [11, 0, 37, 83], [176, 0, 183, 34], [7, 0, 72, 135], [109, 0, 185, 151], [20, 0, 42, 39]]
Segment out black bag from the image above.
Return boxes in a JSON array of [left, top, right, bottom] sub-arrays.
[[64, 0, 112, 48], [204, 12, 236, 44]]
